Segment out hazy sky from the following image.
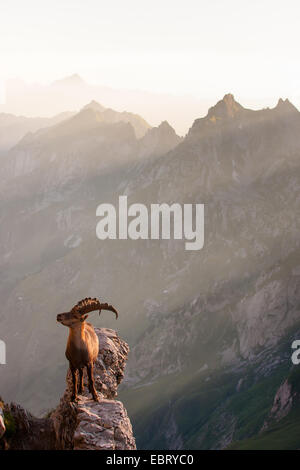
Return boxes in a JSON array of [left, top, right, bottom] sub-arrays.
[[1, 0, 300, 106]]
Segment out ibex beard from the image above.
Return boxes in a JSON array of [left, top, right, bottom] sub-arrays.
[[57, 297, 118, 402]]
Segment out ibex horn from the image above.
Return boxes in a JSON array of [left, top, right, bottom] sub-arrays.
[[99, 303, 118, 319]]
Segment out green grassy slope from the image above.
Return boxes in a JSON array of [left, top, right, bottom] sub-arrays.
[[228, 406, 300, 449], [121, 359, 291, 449], [229, 366, 300, 449]]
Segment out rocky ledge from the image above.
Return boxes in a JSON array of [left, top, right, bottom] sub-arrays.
[[0, 328, 136, 450]]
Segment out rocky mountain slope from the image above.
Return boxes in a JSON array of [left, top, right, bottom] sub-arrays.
[[0, 97, 150, 160], [0, 328, 135, 450], [118, 94, 300, 448], [0, 111, 74, 155], [0, 93, 300, 449], [138, 120, 183, 157], [82, 100, 151, 138]]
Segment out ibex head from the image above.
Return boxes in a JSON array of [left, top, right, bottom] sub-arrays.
[[57, 297, 118, 327]]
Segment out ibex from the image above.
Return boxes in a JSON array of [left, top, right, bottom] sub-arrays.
[[57, 297, 118, 402]]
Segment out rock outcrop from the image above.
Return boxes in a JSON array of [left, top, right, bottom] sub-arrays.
[[261, 369, 300, 433], [261, 379, 294, 432], [138, 120, 182, 158], [52, 327, 136, 450], [1, 402, 56, 450], [1, 328, 136, 450]]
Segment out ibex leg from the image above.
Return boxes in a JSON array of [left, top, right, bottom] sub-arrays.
[[70, 364, 78, 402], [78, 368, 84, 394], [87, 363, 99, 401]]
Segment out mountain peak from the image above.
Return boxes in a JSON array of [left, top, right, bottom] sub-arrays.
[[276, 98, 298, 113], [158, 120, 175, 132], [51, 74, 86, 88], [223, 93, 235, 102], [82, 100, 106, 113], [68, 73, 84, 82], [207, 93, 243, 120], [138, 120, 181, 157]]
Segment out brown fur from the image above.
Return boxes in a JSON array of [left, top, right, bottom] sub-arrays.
[[57, 297, 118, 402]]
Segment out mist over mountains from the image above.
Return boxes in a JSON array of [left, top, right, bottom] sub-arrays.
[[0, 75, 212, 136], [1, 91, 300, 449]]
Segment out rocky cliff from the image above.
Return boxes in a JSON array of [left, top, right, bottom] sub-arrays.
[[0, 328, 136, 450]]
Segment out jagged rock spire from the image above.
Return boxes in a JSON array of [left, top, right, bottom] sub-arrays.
[[207, 93, 243, 120]]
